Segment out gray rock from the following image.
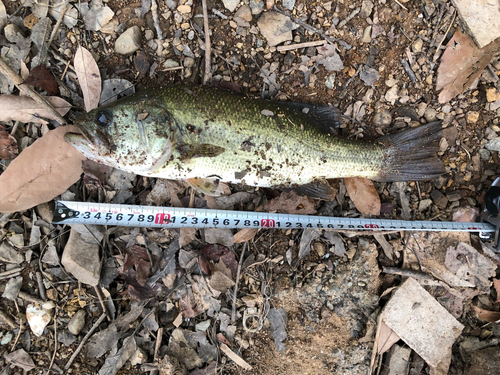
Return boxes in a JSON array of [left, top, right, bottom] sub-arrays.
[[257, 12, 298, 47], [485, 137, 500, 152], [164, 59, 179, 68], [202, 228, 234, 247], [418, 199, 433, 212], [67, 309, 86, 335], [452, 0, 500, 48], [359, 0, 374, 18], [0, 242, 24, 264], [249, 0, 264, 15], [183, 57, 195, 68], [61, 229, 101, 286], [282, 0, 295, 11], [479, 149, 491, 161], [325, 74, 335, 89], [362, 26, 372, 43], [412, 38, 423, 53], [234, 4, 252, 22], [430, 190, 448, 209], [114, 26, 142, 55], [360, 65, 381, 87], [222, 0, 240, 12]]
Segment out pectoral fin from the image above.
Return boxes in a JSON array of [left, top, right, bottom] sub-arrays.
[[283, 179, 337, 201], [186, 177, 228, 196], [178, 143, 225, 161]]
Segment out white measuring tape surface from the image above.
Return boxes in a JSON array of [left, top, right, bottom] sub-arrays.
[[53, 201, 496, 233]]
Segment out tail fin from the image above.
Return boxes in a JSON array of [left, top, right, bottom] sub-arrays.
[[377, 121, 446, 181]]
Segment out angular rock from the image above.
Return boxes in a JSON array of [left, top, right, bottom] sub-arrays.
[[282, 0, 295, 11], [451, 0, 500, 48], [249, 0, 264, 15], [115, 26, 142, 55], [68, 309, 86, 335], [430, 189, 448, 209], [234, 4, 252, 22], [485, 137, 500, 152], [257, 11, 298, 47], [62, 229, 101, 286], [202, 228, 234, 247], [0, 242, 24, 264], [222, 0, 239, 12], [359, 0, 374, 18]]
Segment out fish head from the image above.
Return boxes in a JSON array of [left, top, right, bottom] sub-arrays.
[[66, 97, 176, 175]]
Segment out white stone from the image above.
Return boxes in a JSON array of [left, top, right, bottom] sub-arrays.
[[114, 26, 142, 55]]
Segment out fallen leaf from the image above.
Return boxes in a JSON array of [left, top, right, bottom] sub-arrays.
[[123, 245, 152, 286], [0, 126, 17, 159], [233, 228, 258, 244], [267, 307, 288, 352], [0, 125, 85, 212], [298, 229, 321, 258], [0, 0, 7, 32], [472, 305, 500, 323], [179, 227, 197, 247], [264, 190, 317, 215], [98, 335, 137, 375], [0, 95, 71, 124], [124, 269, 161, 300], [179, 292, 203, 319], [99, 78, 135, 105], [209, 270, 234, 292], [78, 0, 115, 31], [377, 320, 400, 354], [494, 279, 500, 303], [4, 349, 35, 372], [436, 29, 500, 103], [344, 177, 381, 215], [74, 46, 101, 112], [25, 65, 59, 95], [216, 333, 231, 346]]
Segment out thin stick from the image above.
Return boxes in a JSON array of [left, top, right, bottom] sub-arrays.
[[0, 58, 67, 125], [36, 271, 47, 301], [0, 309, 16, 328], [64, 313, 106, 370], [48, 0, 69, 47], [150, 0, 163, 40], [45, 305, 58, 375], [154, 327, 163, 361], [231, 242, 247, 324], [18, 291, 45, 305], [277, 40, 327, 52], [94, 286, 112, 321], [393, 0, 408, 11], [189, 188, 195, 208], [432, 9, 456, 62], [201, 0, 212, 84]]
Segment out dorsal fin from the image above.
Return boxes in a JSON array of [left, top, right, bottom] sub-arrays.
[[279, 102, 341, 135]]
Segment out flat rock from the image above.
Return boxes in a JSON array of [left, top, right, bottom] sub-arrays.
[[257, 11, 298, 47], [222, 0, 239, 12], [359, 0, 374, 18], [451, 0, 500, 48], [67, 309, 86, 335], [282, 0, 295, 11], [115, 26, 142, 55], [485, 137, 500, 152], [249, 0, 264, 15], [0, 242, 24, 264], [62, 229, 101, 286]]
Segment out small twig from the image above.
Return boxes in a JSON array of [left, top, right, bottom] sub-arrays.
[[338, 7, 361, 28], [65, 313, 106, 370], [45, 305, 58, 375], [10, 121, 20, 135], [48, 0, 69, 47], [382, 266, 434, 281], [18, 291, 45, 305], [231, 242, 247, 324], [219, 343, 253, 370], [36, 271, 47, 301], [0, 309, 16, 328], [151, 0, 163, 40], [160, 65, 184, 72], [277, 40, 327, 52], [93, 286, 112, 321], [154, 327, 163, 361], [393, 0, 408, 11], [432, 9, 456, 62], [0, 58, 67, 125], [212, 8, 227, 19], [189, 188, 195, 209], [10, 320, 23, 351], [202, 0, 212, 84]]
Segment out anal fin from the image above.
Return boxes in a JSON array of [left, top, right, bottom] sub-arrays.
[[186, 177, 228, 196], [282, 179, 337, 201]]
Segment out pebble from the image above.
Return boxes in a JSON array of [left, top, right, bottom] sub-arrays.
[[283, 52, 295, 66], [487, 88, 500, 102], [362, 26, 372, 43], [222, 0, 240, 12], [114, 26, 142, 55], [373, 109, 392, 127], [424, 107, 437, 122], [439, 137, 449, 152], [385, 86, 399, 105], [313, 242, 327, 257], [0, 332, 13, 345], [441, 104, 451, 113], [68, 309, 86, 335], [257, 11, 298, 47], [234, 5, 252, 21], [485, 137, 500, 151], [183, 57, 195, 68], [177, 4, 191, 13], [418, 199, 433, 212], [466, 111, 480, 124], [359, 0, 374, 18], [187, 30, 195, 39], [452, 206, 479, 222], [411, 38, 423, 53], [283, 0, 295, 10], [479, 149, 491, 160], [424, 3, 435, 16], [144, 29, 154, 41], [196, 320, 211, 332], [249, 0, 264, 14], [430, 189, 448, 209], [325, 74, 335, 89]]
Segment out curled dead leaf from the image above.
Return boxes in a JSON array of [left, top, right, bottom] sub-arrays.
[[0, 125, 85, 213], [264, 190, 317, 215], [233, 228, 258, 244], [471, 305, 500, 323], [344, 177, 381, 216], [0, 126, 17, 159]]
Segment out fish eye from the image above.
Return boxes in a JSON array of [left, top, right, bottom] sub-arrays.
[[96, 110, 113, 127]]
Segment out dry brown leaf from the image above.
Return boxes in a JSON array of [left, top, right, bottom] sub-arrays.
[[494, 279, 500, 303], [0, 95, 71, 124], [344, 177, 381, 216], [436, 30, 500, 103], [377, 320, 400, 354], [0, 126, 17, 160], [179, 292, 204, 319], [233, 228, 258, 244], [0, 125, 85, 212], [74, 46, 101, 112], [179, 227, 197, 247], [25, 65, 59, 95], [472, 305, 500, 323], [264, 190, 317, 215]]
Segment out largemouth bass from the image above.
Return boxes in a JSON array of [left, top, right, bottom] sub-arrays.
[[66, 85, 445, 199]]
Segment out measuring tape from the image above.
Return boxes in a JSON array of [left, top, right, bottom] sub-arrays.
[[52, 201, 496, 233]]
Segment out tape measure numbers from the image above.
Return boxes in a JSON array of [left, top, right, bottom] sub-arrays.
[[53, 201, 496, 233]]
